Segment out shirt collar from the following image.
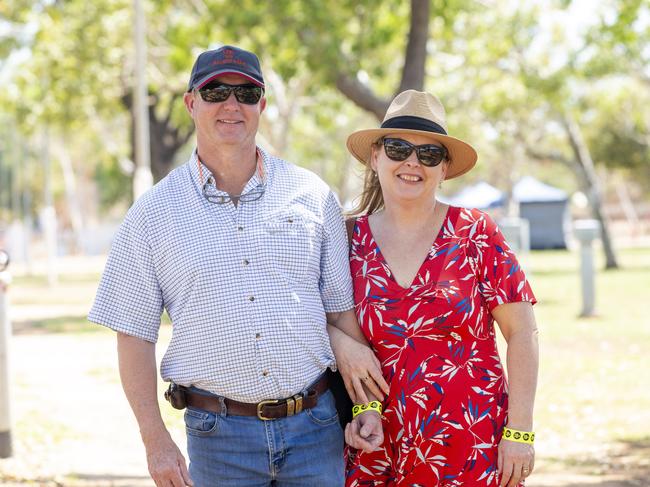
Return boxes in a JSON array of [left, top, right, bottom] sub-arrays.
[[188, 147, 270, 195]]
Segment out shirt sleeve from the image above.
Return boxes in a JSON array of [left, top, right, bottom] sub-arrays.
[[318, 191, 354, 313], [88, 203, 164, 342], [477, 212, 537, 312]]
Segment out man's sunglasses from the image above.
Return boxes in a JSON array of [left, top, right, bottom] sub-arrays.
[[198, 82, 264, 105], [381, 137, 448, 167]]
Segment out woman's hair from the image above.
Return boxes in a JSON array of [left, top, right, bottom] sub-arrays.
[[349, 139, 451, 216], [349, 142, 384, 216]]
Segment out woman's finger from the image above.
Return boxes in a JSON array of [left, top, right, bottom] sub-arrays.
[[507, 467, 522, 487], [343, 376, 358, 403], [353, 378, 369, 404], [368, 367, 389, 398], [497, 447, 504, 478], [499, 461, 513, 487], [361, 375, 385, 401]]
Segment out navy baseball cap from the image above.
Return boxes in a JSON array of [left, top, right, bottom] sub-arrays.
[[187, 45, 265, 92]]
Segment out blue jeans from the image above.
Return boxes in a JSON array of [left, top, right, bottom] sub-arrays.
[[184, 388, 344, 487]]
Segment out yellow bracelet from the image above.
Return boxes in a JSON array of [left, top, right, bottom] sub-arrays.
[[503, 427, 535, 444], [352, 401, 382, 418]]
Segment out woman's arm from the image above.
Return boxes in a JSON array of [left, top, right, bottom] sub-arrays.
[[327, 311, 386, 453], [493, 301, 539, 487], [326, 310, 389, 402]]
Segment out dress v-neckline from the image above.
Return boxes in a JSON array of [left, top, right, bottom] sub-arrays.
[[364, 205, 453, 291]]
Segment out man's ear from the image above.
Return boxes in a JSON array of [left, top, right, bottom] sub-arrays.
[[183, 92, 195, 117], [259, 96, 267, 114]]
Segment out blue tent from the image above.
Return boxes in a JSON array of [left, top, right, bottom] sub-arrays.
[[448, 178, 570, 249], [445, 181, 505, 209]]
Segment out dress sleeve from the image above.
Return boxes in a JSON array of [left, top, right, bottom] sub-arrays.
[[477, 212, 537, 312]]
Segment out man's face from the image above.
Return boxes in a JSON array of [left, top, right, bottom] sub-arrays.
[[183, 74, 266, 150]]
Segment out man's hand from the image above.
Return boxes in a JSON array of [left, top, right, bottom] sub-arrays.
[[497, 438, 534, 487], [144, 431, 193, 487], [344, 411, 383, 453]]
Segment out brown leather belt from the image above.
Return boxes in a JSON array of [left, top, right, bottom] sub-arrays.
[[183, 374, 329, 420]]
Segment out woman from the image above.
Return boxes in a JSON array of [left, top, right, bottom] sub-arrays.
[[343, 90, 539, 487]]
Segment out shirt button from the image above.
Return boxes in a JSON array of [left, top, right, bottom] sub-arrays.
[[243, 259, 250, 266], [249, 296, 255, 302], [262, 370, 269, 376], [237, 226, 244, 231], [255, 333, 261, 339]]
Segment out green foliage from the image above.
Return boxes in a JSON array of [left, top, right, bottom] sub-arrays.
[[1, 0, 650, 216]]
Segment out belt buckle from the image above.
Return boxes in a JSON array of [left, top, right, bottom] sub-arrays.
[[256, 399, 279, 420]]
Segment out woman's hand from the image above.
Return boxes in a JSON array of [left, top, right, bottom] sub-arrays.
[[497, 438, 534, 487], [328, 325, 389, 403]]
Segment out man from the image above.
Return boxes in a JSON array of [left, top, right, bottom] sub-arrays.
[[89, 45, 386, 487]]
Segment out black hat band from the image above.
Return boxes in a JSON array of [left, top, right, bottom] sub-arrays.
[[381, 116, 447, 135]]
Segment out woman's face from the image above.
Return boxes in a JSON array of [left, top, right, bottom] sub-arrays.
[[370, 132, 449, 206]]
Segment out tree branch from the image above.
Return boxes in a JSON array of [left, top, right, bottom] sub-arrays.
[[335, 73, 390, 121], [397, 0, 430, 93]]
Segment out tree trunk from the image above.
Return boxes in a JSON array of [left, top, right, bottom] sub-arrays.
[[53, 135, 84, 254], [123, 92, 194, 182], [334, 0, 431, 120], [563, 114, 619, 269], [397, 0, 430, 94]]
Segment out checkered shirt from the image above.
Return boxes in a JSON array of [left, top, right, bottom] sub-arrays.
[[88, 148, 354, 403]]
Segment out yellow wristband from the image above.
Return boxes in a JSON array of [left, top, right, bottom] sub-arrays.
[[503, 427, 535, 444], [352, 401, 382, 418]]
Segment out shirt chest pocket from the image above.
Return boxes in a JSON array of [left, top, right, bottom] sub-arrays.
[[262, 210, 321, 280]]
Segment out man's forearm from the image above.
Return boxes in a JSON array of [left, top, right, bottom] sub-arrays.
[[116, 332, 169, 445]]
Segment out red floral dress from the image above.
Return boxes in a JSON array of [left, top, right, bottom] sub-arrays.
[[346, 206, 536, 487]]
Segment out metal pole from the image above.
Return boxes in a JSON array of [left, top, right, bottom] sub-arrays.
[[133, 0, 153, 200], [0, 249, 12, 458]]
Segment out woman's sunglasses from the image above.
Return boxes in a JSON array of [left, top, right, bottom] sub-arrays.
[[198, 82, 264, 105], [381, 137, 448, 167]]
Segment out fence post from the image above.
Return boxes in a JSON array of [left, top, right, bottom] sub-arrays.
[[0, 249, 12, 458], [573, 220, 600, 317]]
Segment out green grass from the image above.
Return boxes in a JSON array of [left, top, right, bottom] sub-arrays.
[[525, 247, 650, 471]]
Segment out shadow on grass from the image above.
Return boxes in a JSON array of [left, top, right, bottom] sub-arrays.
[[13, 314, 172, 335], [541, 437, 650, 486], [66, 472, 152, 486], [12, 273, 101, 287], [0, 473, 152, 486], [12, 316, 101, 335]]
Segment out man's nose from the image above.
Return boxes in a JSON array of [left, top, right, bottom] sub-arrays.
[[222, 91, 239, 108]]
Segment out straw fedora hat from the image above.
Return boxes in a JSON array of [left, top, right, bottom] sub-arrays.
[[346, 90, 478, 179]]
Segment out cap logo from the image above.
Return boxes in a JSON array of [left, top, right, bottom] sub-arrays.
[[211, 51, 246, 67]]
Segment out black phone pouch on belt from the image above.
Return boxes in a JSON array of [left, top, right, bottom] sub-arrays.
[[164, 382, 187, 410]]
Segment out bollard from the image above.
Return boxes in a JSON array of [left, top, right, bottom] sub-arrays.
[[0, 249, 12, 458], [499, 217, 531, 275], [573, 220, 600, 317], [499, 217, 531, 255]]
